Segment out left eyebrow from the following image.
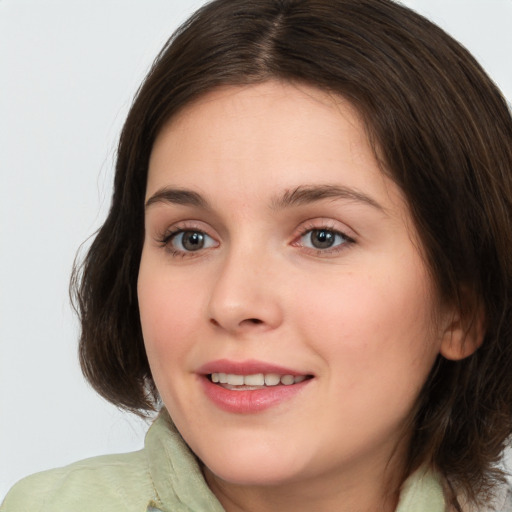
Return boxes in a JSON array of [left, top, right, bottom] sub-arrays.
[[270, 184, 385, 212], [145, 187, 210, 210]]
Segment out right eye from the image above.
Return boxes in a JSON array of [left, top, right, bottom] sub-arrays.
[[299, 228, 350, 250], [168, 230, 217, 253]]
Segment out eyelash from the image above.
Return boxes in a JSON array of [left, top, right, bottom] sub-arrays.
[[157, 225, 217, 258], [156, 223, 355, 258], [293, 223, 355, 255]]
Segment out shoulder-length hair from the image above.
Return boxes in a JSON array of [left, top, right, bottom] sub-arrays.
[[72, 0, 512, 508]]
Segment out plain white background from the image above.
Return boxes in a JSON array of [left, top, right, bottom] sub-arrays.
[[1, 0, 511, 501]]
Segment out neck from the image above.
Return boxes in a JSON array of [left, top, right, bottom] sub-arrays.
[[203, 455, 405, 512]]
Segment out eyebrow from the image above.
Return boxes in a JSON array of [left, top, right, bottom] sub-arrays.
[[270, 184, 384, 212], [145, 187, 209, 210], [145, 184, 384, 212]]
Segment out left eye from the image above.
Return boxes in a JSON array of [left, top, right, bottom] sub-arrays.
[[170, 230, 216, 252], [299, 229, 349, 250]]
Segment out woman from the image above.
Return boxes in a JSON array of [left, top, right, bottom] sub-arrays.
[[3, 0, 512, 510]]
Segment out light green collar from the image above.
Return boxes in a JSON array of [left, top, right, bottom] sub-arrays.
[[145, 410, 225, 512], [396, 467, 446, 512]]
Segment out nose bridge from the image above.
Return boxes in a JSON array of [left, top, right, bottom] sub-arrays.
[[207, 235, 282, 333]]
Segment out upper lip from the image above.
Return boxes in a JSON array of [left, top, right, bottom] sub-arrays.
[[197, 359, 311, 376]]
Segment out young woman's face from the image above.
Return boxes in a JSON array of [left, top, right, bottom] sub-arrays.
[[138, 82, 449, 494]]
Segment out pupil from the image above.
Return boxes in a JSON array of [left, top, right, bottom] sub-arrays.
[[312, 229, 334, 249], [182, 231, 204, 251]]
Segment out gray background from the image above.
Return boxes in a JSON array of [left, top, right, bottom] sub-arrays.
[[1, 0, 511, 500]]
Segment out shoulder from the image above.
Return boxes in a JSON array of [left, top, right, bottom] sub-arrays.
[[0, 450, 155, 512]]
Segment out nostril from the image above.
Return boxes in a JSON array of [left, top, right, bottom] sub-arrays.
[[208, 316, 265, 330]]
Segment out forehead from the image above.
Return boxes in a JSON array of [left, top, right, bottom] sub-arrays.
[[146, 81, 404, 216]]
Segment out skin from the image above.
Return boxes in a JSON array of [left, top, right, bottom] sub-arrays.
[[138, 81, 464, 512]]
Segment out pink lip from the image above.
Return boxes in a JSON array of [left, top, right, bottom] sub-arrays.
[[197, 359, 308, 376], [197, 359, 313, 414]]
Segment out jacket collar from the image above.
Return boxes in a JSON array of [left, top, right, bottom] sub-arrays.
[[145, 409, 224, 512]]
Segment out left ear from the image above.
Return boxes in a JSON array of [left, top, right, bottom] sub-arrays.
[[439, 292, 486, 361]]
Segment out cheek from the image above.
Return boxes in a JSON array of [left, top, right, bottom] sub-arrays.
[[294, 260, 439, 389], [137, 258, 203, 372]]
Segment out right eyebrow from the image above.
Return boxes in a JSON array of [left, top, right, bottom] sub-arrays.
[[270, 184, 385, 213], [145, 187, 209, 210]]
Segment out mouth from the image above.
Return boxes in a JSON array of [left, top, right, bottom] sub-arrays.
[[198, 361, 314, 413], [208, 372, 312, 390]]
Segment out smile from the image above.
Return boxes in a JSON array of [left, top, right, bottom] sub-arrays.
[[198, 360, 314, 413], [209, 373, 308, 388]]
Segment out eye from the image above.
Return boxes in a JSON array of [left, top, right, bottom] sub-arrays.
[[299, 228, 351, 250], [169, 230, 217, 252]]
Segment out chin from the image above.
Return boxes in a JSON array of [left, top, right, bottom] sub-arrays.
[[194, 437, 310, 487], [204, 458, 306, 487]]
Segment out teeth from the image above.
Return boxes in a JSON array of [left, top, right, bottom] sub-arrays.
[[244, 373, 264, 386], [210, 372, 308, 386], [280, 374, 295, 385], [264, 373, 281, 386], [228, 374, 244, 386]]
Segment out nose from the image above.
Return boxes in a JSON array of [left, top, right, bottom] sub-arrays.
[[207, 246, 284, 335]]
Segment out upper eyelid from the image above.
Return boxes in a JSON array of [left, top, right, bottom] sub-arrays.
[[298, 227, 352, 239], [158, 220, 214, 235], [152, 217, 357, 244], [294, 217, 357, 238], [295, 228, 354, 246]]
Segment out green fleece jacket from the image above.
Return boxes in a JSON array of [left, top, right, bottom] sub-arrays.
[[1, 410, 446, 512]]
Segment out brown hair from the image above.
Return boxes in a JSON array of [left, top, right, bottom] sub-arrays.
[[72, 0, 512, 507]]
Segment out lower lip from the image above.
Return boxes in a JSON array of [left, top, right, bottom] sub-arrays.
[[200, 376, 312, 413]]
